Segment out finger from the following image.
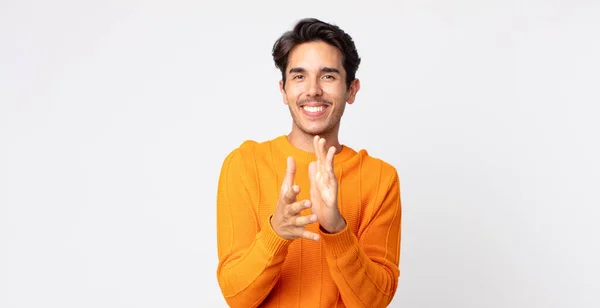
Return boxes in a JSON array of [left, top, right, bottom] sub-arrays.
[[300, 229, 320, 241], [294, 213, 317, 227], [316, 159, 322, 176], [283, 156, 296, 188], [283, 184, 300, 203], [313, 135, 321, 162], [288, 199, 311, 215], [315, 168, 322, 183], [326, 146, 335, 172], [308, 162, 317, 191], [319, 168, 328, 184], [308, 161, 316, 181], [318, 137, 326, 163]]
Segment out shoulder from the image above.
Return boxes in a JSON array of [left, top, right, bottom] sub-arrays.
[[222, 137, 273, 161], [352, 150, 401, 210], [220, 139, 258, 167], [353, 148, 399, 182], [234, 139, 260, 157], [220, 136, 278, 170]]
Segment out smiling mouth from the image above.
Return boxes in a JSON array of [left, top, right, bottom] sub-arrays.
[[301, 105, 328, 117], [303, 105, 325, 112]]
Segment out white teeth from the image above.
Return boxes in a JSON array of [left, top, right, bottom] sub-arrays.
[[303, 106, 324, 113]]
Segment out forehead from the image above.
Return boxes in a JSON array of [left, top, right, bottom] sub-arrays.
[[287, 41, 345, 72]]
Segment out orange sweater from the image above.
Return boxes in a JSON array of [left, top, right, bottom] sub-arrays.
[[216, 135, 402, 308]]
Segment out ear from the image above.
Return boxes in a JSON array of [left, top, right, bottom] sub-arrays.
[[279, 80, 288, 105], [346, 78, 361, 105]]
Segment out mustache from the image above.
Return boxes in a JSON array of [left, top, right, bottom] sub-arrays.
[[297, 98, 332, 106]]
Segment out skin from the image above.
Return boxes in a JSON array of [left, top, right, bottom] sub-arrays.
[[270, 41, 361, 239]]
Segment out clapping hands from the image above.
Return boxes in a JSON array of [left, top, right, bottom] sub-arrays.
[[271, 135, 346, 241]]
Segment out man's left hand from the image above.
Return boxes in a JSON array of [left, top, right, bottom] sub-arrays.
[[308, 135, 347, 234]]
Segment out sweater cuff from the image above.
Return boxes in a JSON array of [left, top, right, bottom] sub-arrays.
[[319, 223, 357, 255], [258, 215, 293, 257]]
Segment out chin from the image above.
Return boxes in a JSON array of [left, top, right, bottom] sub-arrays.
[[299, 124, 331, 136], [291, 113, 337, 136]]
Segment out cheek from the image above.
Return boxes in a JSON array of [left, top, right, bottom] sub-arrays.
[[322, 85, 346, 100], [287, 86, 305, 101]]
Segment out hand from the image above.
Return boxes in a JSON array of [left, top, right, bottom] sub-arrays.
[[271, 156, 320, 241], [308, 135, 346, 234]]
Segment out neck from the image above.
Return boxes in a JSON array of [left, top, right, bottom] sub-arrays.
[[286, 123, 342, 154]]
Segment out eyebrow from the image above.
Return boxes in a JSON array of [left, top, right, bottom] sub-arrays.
[[288, 67, 341, 74]]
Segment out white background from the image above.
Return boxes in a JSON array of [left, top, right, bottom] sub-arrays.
[[1, 0, 599, 307]]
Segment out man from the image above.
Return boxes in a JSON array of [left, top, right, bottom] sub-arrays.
[[216, 18, 402, 308]]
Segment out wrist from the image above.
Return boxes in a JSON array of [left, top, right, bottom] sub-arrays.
[[321, 216, 347, 234], [261, 215, 292, 256]]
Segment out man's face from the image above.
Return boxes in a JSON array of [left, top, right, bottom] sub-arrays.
[[280, 41, 359, 136]]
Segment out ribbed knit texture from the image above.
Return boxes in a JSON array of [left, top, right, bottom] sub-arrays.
[[216, 135, 402, 308]]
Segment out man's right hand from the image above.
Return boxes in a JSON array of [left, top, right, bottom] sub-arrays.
[[270, 156, 320, 241]]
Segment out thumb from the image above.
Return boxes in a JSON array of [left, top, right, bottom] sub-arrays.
[[281, 156, 296, 191], [283, 156, 296, 189], [308, 161, 317, 183]]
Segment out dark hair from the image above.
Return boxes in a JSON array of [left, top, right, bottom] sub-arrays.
[[272, 18, 361, 89]]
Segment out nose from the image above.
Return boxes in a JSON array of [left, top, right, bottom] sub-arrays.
[[305, 77, 323, 97]]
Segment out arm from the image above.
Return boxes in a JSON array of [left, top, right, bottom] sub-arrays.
[[320, 170, 402, 308], [216, 148, 292, 308]]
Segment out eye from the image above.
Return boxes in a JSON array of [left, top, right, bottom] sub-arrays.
[[322, 75, 335, 80], [292, 75, 304, 80]]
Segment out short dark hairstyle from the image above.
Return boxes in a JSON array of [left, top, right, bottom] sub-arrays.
[[272, 18, 361, 89]]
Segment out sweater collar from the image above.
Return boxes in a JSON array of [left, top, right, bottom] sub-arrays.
[[272, 135, 357, 165]]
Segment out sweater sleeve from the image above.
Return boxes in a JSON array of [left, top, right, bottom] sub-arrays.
[[216, 147, 292, 308], [319, 168, 402, 308]]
